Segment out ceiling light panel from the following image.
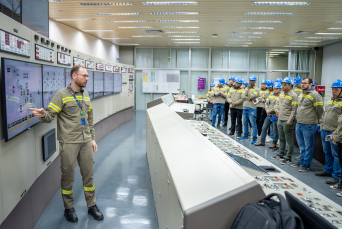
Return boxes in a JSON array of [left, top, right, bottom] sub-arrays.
[[229, 39, 257, 41], [103, 38, 129, 39], [245, 12, 296, 15], [225, 45, 249, 47], [151, 12, 198, 15], [165, 31, 199, 33], [142, 2, 198, 5], [291, 40, 321, 42], [168, 35, 200, 37], [235, 27, 274, 29], [157, 20, 199, 23], [230, 36, 262, 38], [96, 13, 141, 16], [55, 18, 96, 21], [240, 20, 284, 23], [233, 32, 267, 34], [118, 26, 154, 28], [174, 42, 200, 43], [336, 21, 342, 23], [83, 30, 115, 32], [226, 42, 253, 44], [79, 2, 133, 6], [251, 2, 311, 5], [132, 35, 162, 37], [171, 39, 200, 40], [162, 26, 199, 28], [290, 43, 316, 45], [283, 46, 308, 47], [305, 37, 338, 39], [108, 20, 148, 23], [116, 43, 140, 45], [315, 33, 342, 35], [327, 28, 342, 30]]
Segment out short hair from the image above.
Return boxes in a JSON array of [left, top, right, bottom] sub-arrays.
[[70, 65, 85, 79], [303, 77, 313, 84]]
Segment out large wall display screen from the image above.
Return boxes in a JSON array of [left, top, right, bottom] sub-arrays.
[[85, 71, 94, 99], [104, 72, 114, 96], [114, 73, 122, 93], [94, 72, 104, 98], [0, 29, 31, 57], [1, 58, 43, 142], [42, 65, 65, 108]]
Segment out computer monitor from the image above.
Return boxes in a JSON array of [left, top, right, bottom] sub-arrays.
[[285, 191, 337, 229], [42, 129, 56, 161]]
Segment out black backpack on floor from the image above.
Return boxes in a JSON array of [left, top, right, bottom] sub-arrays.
[[231, 193, 304, 229]]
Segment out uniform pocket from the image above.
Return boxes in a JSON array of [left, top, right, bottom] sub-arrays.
[[64, 101, 79, 116]]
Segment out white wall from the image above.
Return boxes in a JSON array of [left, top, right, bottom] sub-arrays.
[[49, 20, 119, 63], [322, 42, 342, 86]]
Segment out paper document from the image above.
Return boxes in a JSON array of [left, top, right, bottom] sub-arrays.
[[252, 98, 259, 105]]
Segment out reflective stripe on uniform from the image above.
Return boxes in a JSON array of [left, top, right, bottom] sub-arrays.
[[61, 189, 73, 195], [299, 94, 314, 101], [48, 103, 61, 112], [280, 95, 293, 101], [291, 101, 299, 105], [327, 101, 333, 105], [313, 102, 323, 107], [88, 107, 93, 112], [268, 96, 279, 100], [84, 186, 95, 191], [294, 88, 302, 92]]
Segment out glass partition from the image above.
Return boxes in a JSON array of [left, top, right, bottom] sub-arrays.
[[153, 48, 170, 68], [191, 48, 209, 69], [136, 48, 152, 68], [230, 49, 248, 69], [211, 49, 229, 69], [269, 49, 289, 71]]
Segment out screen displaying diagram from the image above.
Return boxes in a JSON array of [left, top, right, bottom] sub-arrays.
[[94, 71, 104, 98], [104, 72, 114, 96], [1, 58, 43, 142], [85, 71, 94, 99], [142, 70, 180, 93], [114, 73, 122, 93], [42, 65, 65, 108]]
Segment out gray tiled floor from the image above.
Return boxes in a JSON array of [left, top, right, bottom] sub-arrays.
[[34, 111, 158, 229]]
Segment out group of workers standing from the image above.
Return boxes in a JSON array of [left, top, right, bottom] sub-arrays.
[[207, 76, 342, 197]]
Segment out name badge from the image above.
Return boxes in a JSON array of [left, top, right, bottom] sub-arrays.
[[81, 118, 86, 127]]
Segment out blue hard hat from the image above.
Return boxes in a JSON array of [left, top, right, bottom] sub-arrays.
[[234, 77, 239, 82], [269, 114, 278, 122], [236, 78, 244, 84], [294, 77, 302, 85], [266, 80, 274, 88], [210, 83, 215, 87], [245, 81, 249, 86], [261, 79, 268, 84], [229, 76, 235, 80], [219, 78, 225, 84], [274, 82, 282, 89], [249, 75, 257, 81], [282, 77, 293, 84], [332, 79, 342, 88], [275, 78, 283, 83], [312, 80, 316, 86]]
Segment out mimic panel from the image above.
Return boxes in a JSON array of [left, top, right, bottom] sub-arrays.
[[104, 72, 114, 96], [85, 71, 94, 99], [35, 44, 54, 63], [57, 52, 71, 66], [1, 58, 43, 142], [94, 71, 104, 98], [85, 60, 95, 69], [114, 73, 122, 93], [42, 65, 65, 108], [0, 29, 31, 57]]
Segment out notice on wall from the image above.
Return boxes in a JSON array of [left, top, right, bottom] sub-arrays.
[[315, 85, 325, 99], [57, 52, 71, 66], [197, 78, 206, 90], [142, 70, 180, 94], [0, 29, 31, 57]]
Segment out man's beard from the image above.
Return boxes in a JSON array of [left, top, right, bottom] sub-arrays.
[[76, 79, 86, 88]]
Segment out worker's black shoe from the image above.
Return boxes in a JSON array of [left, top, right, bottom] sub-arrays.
[[88, 205, 104, 221], [236, 133, 242, 137], [64, 208, 78, 223], [228, 131, 234, 136], [223, 123, 227, 127]]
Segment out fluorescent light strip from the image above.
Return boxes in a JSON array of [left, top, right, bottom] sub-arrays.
[[83, 30, 115, 32], [245, 12, 296, 15], [169, 35, 200, 37], [315, 33, 342, 35], [151, 12, 198, 15], [226, 42, 252, 44], [173, 42, 200, 43], [233, 32, 267, 34], [290, 43, 316, 45], [235, 27, 274, 29], [229, 39, 257, 41], [116, 43, 140, 45], [118, 26, 154, 28], [284, 46, 308, 47], [49, 0, 62, 2], [336, 21, 342, 23], [327, 28, 342, 30], [162, 26, 199, 28], [225, 45, 249, 47], [240, 20, 284, 23], [305, 37, 339, 39], [55, 18, 96, 21], [103, 38, 129, 39], [291, 40, 321, 42], [108, 20, 148, 23], [230, 36, 262, 38], [270, 52, 285, 53], [132, 35, 162, 37], [96, 13, 141, 16], [251, 2, 311, 5], [142, 2, 198, 5], [157, 20, 199, 23], [171, 39, 200, 40], [165, 31, 199, 33], [79, 2, 133, 6]]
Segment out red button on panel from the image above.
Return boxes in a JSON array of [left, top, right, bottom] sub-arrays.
[[297, 193, 303, 196]]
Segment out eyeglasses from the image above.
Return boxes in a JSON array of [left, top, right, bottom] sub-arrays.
[[77, 74, 89, 78], [301, 82, 309, 85]]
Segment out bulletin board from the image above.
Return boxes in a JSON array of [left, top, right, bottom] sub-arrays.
[[142, 70, 180, 94]]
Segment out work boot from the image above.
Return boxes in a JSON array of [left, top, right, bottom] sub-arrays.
[[254, 142, 265, 146], [315, 171, 332, 177], [88, 205, 104, 221], [217, 126, 222, 130], [326, 177, 340, 185], [237, 133, 242, 137], [223, 123, 227, 127], [269, 144, 277, 148], [64, 208, 78, 223], [228, 131, 234, 136]]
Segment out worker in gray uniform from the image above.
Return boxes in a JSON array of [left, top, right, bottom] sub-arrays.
[[227, 77, 244, 137], [29, 65, 104, 223]]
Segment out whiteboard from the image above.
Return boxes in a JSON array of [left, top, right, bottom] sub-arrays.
[[142, 70, 180, 93]]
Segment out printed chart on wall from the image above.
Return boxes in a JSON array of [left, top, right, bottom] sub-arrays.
[[2, 59, 42, 141], [142, 70, 180, 93], [42, 65, 65, 108]]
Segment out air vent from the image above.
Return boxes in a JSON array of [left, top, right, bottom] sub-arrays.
[[294, 31, 316, 34], [145, 30, 164, 33]]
